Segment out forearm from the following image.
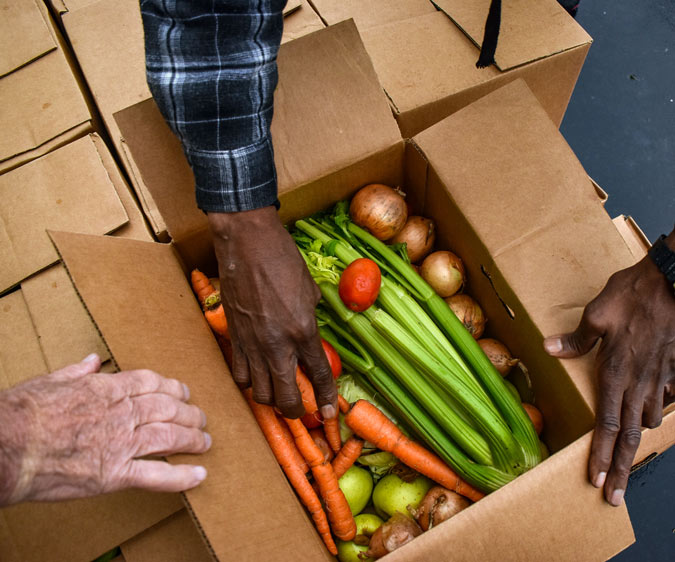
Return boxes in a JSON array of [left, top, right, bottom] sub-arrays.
[[0, 390, 30, 506]]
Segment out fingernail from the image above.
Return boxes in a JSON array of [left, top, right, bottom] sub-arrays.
[[200, 410, 207, 428], [593, 471, 606, 488], [83, 353, 99, 363], [320, 404, 337, 420], [193, 466, 207, 482], [543, 337, 563, 354], [203, 432, 212, 449], [609, 488, 625, 506], [182, 383, 190, 401]]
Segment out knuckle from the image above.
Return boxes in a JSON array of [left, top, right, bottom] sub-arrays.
[[597, 415, 621, 435], [618, 427, 642, 449]]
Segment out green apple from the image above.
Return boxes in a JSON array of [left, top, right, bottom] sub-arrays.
[[338, 465, 373, 515], [336, 513, 384, 562], [372, 473, 432, 519]]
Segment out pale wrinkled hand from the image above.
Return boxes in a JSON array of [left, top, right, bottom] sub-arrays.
[[208, 207, 337, 420], [544, 251, 675, 506], [0, 354, 210, 506]]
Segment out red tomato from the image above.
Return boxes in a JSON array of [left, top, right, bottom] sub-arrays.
[[301, 411, 322, 429], [321, 339, 342, 379], [339, 258, 382, 312]]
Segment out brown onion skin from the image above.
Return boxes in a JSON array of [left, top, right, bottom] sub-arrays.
[[413, 486, 470, 531], [420, 251, 466, 298], [350, 184, 408, 241], [389, 216, 436, 263], [522, 403, 544, 435], [445, 294, 486, 339], [365, 513, 422, 559], [478, 338, 519, 376]]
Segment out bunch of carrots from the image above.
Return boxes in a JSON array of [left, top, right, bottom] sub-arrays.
[[192, 270, 483, 554]]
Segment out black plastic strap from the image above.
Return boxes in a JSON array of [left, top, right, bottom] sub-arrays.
[[476, 0, 502, 68]]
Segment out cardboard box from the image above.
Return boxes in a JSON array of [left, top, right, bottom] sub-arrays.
[[44, 22, 674, 560], [51, 0, 324, 240], [0, 0, 94, 173], [319, 0, 591, 137]]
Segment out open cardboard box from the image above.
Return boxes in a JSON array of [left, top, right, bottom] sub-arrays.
[[42, 22, 673, 561]]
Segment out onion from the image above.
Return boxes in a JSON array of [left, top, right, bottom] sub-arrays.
[[350, 184, 408, 241], [522, 403, 544, 436], [411, 486, 470, 531], [389, 216, 436, 263], [365, 513, 422, 559], [420, 251, 465, 297], [445, 294, 486, 339], [478, 338, 519, 376]]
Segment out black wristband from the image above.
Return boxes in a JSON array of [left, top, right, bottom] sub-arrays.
[[648, 235, 675, 291]]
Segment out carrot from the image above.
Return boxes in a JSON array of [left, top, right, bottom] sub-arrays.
[[284, 417, 356, 541], [309, 427, 334, 463], [323, 416, 341, 454], [296, 367, 319, 416], [191, 269, 216, 305], [331, 436, 364, 479], [344, 400, 485, 503], [244, 390, 336, 554], [202, 291, 230, 339], [338, 394, 351, 414]]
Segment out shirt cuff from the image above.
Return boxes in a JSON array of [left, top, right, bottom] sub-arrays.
[[187, 136, 279, 213]]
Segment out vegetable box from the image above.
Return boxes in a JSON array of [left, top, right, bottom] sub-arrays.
[[46, 21, 673, 562]]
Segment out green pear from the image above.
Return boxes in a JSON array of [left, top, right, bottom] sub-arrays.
[[338, 465, 373, 516], [372, 473, 432, 519], [336, 513, 384, 562]]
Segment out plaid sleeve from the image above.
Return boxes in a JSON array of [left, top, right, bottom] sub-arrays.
[[140, 0, 286, 213]]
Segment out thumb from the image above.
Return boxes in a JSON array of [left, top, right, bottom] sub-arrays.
[[51, 353, 102, 381], [544, 306, 604, 358]]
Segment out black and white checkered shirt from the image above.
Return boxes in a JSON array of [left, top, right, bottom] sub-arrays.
[[141, 0, 286, 213]]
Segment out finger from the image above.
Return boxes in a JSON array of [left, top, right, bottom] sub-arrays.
[[544, 300, 606, 358], [230, 340, 251, 388], [641, 378, 664, 429], [132, 394, 206, 428], [245, 351, 276, 405], [604, 390, 644, 506], [134, 423, 211, 457], [268, 355, 304, 419], [588, 359, 624, 490], [50, 353, 102, 381], [298, 334, 338, 420], [123, 460, 207, 493], [113, 369, 189, 401]]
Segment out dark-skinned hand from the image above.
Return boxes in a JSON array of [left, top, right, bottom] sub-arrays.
[[544, 230, 675, 507], [208, 206, 338, 421]]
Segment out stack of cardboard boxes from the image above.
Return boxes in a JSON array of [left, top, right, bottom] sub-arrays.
[[1, 1, 672, 561]]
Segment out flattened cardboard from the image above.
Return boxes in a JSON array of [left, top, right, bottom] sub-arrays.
[[0, 0, 56, 77], [612, 215, 650, 261], [21, 264, 111, 371], [309, 0, 436, 30], [0, 135, 129, 293], [50, 231, 333, 562], [0, 290, 48, 389], [121, 509, 211, 562], [414, 80, 636, 412], [284, 0, 302, 16], [434, 0, 592, 71], [282, 0, 325, 43]]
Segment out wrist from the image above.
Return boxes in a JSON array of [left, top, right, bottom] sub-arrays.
[[0, 390, 31, 506]]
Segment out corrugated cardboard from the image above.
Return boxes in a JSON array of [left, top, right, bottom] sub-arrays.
[[0, 0, 92, 173], [358, 0, 592, 137], [282, 0, 325, 43], [0, 134, 129, 294], [121, 509, 211, 562], [45, 68, 673, 560], [308, 0, 436, 30]]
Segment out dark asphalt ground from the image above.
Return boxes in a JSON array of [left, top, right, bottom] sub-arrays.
[[560, 1, 674, 560]]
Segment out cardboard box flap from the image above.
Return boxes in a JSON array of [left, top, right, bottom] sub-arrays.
[[50, 231, 333, 562], [413, 80, 637, 410], [0, 136, 129, 294], [612, 215, 650, 261], [0, 0, 56, 77], [310, 0, 437, 30], [384, 432, 634, 561], [281, 0, 326, 43], [433, 0, 592, 71]]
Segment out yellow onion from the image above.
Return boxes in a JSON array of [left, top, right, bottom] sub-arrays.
[[389, 216, 436, 263], [522, 403, 544, 436], [365, 513, 422, 559], [410, 486, 470, 531], [445, 294, 486, 339], [350, 184, 408, 241], [420, 251, 466, 298], [477, 338, 519, 376]]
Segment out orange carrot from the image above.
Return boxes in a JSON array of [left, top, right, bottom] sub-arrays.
[[323, 416, 341, 454], [203, 303, 229, 338], [309, 427, 334, 463], [285, 417, 356, 541], [244, 390, 336, 554], [296, 367, 318, 416], [331, 436, 364, 479], [344, 400, 485, 503], [338, 394, 351, 414], [191, 269, 216, 305]]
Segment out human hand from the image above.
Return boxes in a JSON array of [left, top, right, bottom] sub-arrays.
[[0, 354, 210, 507], [544, 233, 675, 506], [208, 206, 338, 420]]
